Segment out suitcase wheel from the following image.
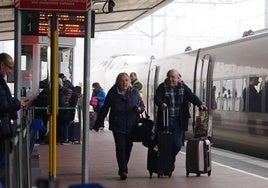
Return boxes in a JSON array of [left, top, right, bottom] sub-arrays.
[[196, 172, 201, 177], [208, 171, 211, 176], [186, 172, 189, 177]]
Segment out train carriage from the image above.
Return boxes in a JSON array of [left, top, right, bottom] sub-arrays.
[[92, 30, 268, 160]]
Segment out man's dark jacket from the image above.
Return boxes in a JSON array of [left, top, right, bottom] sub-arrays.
[[0, 74, 21, 138], [154, 81, 202, 131]]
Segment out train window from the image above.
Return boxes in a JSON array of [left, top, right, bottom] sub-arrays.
[[196, 55, 210, 104], [212, 80, 220, 110], [234, 79, 244, 112], [202, 80, 206, 102], [222, 79, 232, 111], [242, 76, 262, 112], [264, 77, 268, 113]]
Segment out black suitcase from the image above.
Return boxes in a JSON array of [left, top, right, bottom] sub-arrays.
[[185, 138, 211, 177], [147, 110, 173, 178], [69, 121, 81, 144]]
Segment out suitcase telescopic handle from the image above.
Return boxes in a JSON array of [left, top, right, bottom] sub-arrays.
[[163, 108, 169, 127]]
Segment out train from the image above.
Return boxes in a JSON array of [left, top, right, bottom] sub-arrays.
[[91, 30, 268, 160]]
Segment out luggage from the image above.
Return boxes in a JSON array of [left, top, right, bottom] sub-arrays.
[[89, 111, 97, 130], [147, 110, 173, 178], [185, 138, 211, 176], [69, 122, 81, 144], [131, 111, 155, 147]]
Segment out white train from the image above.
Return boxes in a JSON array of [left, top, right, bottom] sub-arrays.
[[91, 30, 268, 160]]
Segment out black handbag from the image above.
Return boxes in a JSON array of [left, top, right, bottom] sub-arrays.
[[131, 111, 155, 147]]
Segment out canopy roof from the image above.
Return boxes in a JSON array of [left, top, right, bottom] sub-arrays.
[[0, 0, 172, 41]]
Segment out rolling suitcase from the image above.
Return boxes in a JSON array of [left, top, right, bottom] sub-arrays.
[[89, 111, 97, 130], [186, 138, 211, 176], [147, 110, 173, 178], [69, 121, 81, 144]]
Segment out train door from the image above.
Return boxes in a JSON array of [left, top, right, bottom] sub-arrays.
[[195, 54, 212, 106], [194, 54, 212, 135], [147, 64, 159, 120]]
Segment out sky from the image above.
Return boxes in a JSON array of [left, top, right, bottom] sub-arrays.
[[0, 0, 266, 85]]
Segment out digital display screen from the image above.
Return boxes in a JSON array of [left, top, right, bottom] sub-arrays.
[[21, 10, 94, 38]]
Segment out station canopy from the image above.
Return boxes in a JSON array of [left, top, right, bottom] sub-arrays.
[[0, 0, 173, 41]]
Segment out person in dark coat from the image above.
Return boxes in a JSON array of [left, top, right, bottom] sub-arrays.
[[130, 72, 143, 97], [0, 53, 25, 185], [59, 73, 74, 90], [32, 88, 48, 144], [154, 69, 207, 171], [242, 76, 261, 112], [94, 72, 145, 180], [57, 78, 78, 144]]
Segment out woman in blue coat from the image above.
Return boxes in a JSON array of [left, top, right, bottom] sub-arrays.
[[94, 72, 145, 180], [91, 82, 106, 129]]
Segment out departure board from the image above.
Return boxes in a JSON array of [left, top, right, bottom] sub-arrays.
[[21, 10, 95, 38]]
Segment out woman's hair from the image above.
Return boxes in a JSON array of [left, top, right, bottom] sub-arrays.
[[73, 86, 82, 94], [0, 53, 9, 63], [130, 72, 137, 77], [115, 72, 130, 85], [92, 82, 100, 89]]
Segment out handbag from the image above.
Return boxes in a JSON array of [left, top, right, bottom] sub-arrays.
[[131, 111, 155, 147], [32, 119, 47, 131], [194, 110, 209, 138], [90, 96, 98, 108]]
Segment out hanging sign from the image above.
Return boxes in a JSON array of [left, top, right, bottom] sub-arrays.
[[16, 0, 91, 11]]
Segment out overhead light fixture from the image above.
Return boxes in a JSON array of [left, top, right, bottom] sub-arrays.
[[101, 0, 115, 13], [108, 0, 115, 12], [93, 0, 106, 6]]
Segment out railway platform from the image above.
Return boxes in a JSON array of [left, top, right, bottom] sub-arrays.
[[34, 129, 268, 188]]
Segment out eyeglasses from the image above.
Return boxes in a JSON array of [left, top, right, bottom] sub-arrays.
[[2, 61, 13, 70]]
